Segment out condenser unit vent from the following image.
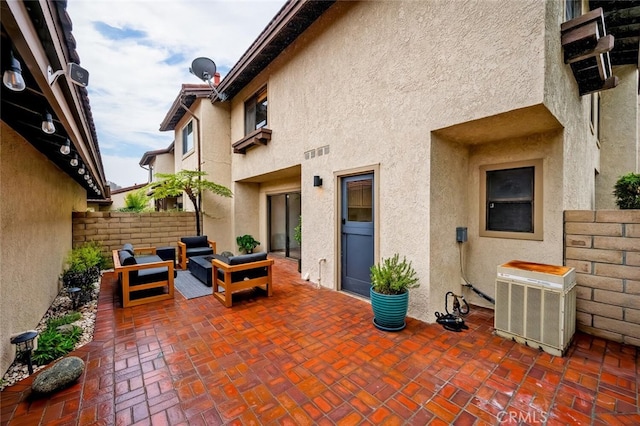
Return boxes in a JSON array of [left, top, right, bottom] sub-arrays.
[[495, 260, 576, 357]]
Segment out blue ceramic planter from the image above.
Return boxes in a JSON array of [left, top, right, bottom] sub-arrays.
[[370, 288, 408, 331]]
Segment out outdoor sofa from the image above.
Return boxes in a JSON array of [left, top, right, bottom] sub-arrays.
[[177, 236, 216, 269], [211, 252, 274, 307], [112, 243, 175, 308]]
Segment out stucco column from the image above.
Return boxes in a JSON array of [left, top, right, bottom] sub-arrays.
[[597, 65, 639, 209]]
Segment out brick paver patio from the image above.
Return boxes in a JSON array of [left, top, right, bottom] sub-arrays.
[[1, 257, 638, 425]]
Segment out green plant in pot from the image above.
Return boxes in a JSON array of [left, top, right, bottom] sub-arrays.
[[613, 172, 640, 209], [236, 234, 260, 254], [61, 241, 105, 304], [370, 253, 419, 331]]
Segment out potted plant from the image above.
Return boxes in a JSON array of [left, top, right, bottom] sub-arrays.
[[294, 216, 302, 272], [61, 241, 105, 305], [236, 234, 260, 254], [370, 253, 419, 331], [613, 172, 640, 209]]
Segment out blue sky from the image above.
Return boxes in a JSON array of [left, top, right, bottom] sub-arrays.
[[66, 0, 287, 188]]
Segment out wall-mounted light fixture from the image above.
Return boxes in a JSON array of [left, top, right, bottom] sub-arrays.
[[59, 138, 71, 155], [48, 63, 90, 87], [3, 50, 26, 92], [78, 163, 85, 175], [313, 175, 323, 187], [70, 153, 79, 167], [42, 111, 56, 135]]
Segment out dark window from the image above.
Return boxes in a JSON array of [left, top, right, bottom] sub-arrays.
[[486, 166, 534, 233], [245, 87, 267, 135], [182, 121, 193, 154], [565, 0, 581, 21]]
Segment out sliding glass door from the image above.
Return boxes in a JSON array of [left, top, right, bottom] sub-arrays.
[[268, 192, 301, 259]]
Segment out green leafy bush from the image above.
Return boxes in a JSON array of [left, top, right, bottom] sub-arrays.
[[46, 312, 82, 329], [236, 234, 260, 254], [62, 242, 105, 304], [370, 254, 419, 295], [64, 241, 106, 273], [32, 314, 83, 365], [117, 190, 151, 212], [613, 173, 640, 209]]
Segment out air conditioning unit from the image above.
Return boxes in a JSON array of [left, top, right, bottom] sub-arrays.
[[495, 260, 576, 357]]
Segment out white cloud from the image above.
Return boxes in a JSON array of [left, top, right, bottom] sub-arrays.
[[66, 0, 286, 187], [102, 154, 150, 188]]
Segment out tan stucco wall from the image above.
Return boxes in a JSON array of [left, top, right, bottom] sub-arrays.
[[597, 66, 640, 209], [225, 0, 553, 320], [465, 131, 566, 308], [200, 101, 234, 251], [1, 122, 86, 376], [190, 0, 632, 323], [154, 151, 174, 176], [172, 99, 234, 249]]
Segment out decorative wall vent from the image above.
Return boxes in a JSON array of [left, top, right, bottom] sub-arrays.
[[561, 7, 618, 96]]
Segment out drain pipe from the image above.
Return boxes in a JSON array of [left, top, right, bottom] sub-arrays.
[[180, 101, 202, 230], [318, 258, 326, 289]]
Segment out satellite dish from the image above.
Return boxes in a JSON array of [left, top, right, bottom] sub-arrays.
[[190, 57, 217, 83]]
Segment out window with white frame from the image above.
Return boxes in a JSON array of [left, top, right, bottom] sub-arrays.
[[480, 159, 543, 240], [182, 121, 194, 155], [244, 86, 268, 135]]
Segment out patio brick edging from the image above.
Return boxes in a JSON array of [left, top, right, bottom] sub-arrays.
[[72, 211, 197, 261], [564, 210, 640, 347]]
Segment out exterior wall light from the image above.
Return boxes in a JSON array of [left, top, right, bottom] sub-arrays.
[[3, 50, 26, 92], [59, 138, 71, 155], [313, 175, 323, 187], [70, 153, 79, 167], [42, 111, 56, 135]]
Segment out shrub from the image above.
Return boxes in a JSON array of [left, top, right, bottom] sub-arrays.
[[236, 234, 260, 254], [32, 313, 83, 365], [370, 254, 419, 295], [613, 173, 640, 209], [62, 242, 105, 304], [117, 190, 151, 212], [64, 241, 106, 273]]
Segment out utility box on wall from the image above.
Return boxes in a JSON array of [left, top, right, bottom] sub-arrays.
[[495, 260, 576, 357]]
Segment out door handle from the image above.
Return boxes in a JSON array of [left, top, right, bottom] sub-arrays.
[[342, 218, 346, 224]]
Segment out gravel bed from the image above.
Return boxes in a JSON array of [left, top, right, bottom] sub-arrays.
[[0, 277, 100, 392]]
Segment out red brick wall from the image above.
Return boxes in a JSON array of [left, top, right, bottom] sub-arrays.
[[564, 210, 640, 346]]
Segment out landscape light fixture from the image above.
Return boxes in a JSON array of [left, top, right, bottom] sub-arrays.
[[84, 174, 90, 181], [3, 50, 26, 92], [67, 287, 81, 310], [10, 331, 38, 375], [70, 153, 79, 167], [42, 111, 56, 135], [189, 57, 225, 100], [78, 163, 85, 175], [60, 139, 72, 156]]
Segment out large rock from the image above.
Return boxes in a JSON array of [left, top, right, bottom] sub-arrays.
[[32, 356, 84, 394]]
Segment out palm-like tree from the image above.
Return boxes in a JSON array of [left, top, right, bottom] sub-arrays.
[[145, 170, 232, 235]]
